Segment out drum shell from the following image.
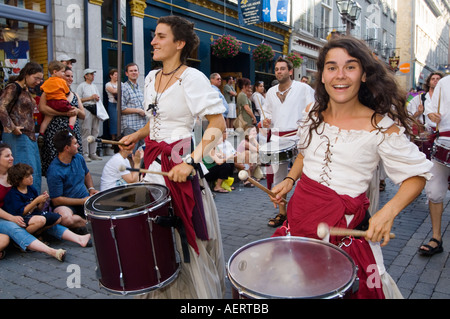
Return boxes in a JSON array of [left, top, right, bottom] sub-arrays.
[[414, 137, 433, 160], [85, 183, 180, 295], [259, 140, 298, 165], [227, 236, 357, 299], [432, 137, 450, 167]]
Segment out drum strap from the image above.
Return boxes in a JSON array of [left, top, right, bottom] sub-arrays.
[[154, 214, 191, 263]]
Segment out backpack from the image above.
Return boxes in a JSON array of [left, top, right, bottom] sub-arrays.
[[0, 82, 22, 138]]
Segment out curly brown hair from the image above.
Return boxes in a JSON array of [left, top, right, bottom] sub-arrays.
[[7, 163, 33, 187], [304, 36, 415, 147]]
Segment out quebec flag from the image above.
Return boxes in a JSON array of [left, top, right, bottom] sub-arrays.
[[262, 0, 289, 22]]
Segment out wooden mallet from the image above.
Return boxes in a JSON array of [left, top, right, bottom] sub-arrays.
[[87, 135, 125, 146], [119, 165, 194, 180], [238, 170, 288, 203], [317, 222, 395, 239]]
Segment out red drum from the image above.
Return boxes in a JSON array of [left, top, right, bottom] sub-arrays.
[[432, 137, 450, 167], [227, 237, 358, 299], [85, 183, 180, 295]]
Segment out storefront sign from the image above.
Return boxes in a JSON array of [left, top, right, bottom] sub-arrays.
[[238, 0, 262, 26]]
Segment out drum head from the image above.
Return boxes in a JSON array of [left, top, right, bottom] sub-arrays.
[[436, 136, 450, 148], [260, 139, 296, 153], [85, 183, 169, 217], [228, 237, 356, 299]]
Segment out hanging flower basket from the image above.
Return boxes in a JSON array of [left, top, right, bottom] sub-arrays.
[[286, 52, 304, 68], [211, 34, 242, 59], [252, 43, 275, 65]]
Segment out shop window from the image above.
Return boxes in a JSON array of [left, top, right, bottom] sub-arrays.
[[101, 0, 130, 42], [0, 0, 46, 13], [0, 18, 48, 89]]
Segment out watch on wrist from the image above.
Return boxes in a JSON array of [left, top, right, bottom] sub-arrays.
[[183, 155, 195, 167]]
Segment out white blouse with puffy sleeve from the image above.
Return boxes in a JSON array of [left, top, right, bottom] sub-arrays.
[[298, 114, 433, 198], [144, 67, 225, 143]]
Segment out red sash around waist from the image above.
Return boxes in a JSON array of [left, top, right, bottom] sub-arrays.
[[144, 136, 208, 256], [273, 174, 385, 299]]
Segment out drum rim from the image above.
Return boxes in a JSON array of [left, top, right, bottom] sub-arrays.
[[259, 140, 297, 154], [98, 259, 181, 296], [435, 137, 450, 146], [85, 183, 170, 219], [227, 236, 357, 299]]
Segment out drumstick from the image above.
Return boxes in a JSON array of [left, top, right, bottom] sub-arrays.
[[87, 135, 125, 146], [436, 88, 441, 132], [238, 170, 288, 203], [256, 98, 267, 120], [317, 222, 395, 239], [119, 165, 194, 180], [280, 131, 297, 137], [119, 165, 168, 177]]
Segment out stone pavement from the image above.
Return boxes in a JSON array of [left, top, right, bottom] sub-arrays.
[[0, 149, 449, 299]]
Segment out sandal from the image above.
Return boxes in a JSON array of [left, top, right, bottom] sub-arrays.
[[418, 238, 443, 256], [268, 213, 286, 228], [244, 182, 255, 188], [213, 188, 229, 193]]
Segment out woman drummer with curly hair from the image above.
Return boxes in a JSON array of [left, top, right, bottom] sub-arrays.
[[270, 37, 433, 299]]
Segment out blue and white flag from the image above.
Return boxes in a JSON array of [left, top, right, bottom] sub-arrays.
[[262, 0, 289, 22]]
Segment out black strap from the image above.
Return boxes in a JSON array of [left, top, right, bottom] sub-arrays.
[[420, 93, 426, 124], [153, 213, 191, 263]]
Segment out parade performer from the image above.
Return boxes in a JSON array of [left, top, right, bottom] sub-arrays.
[[419, 74, 450, 256], [270, 37, 433, 299], [120, 16, 226, 299]]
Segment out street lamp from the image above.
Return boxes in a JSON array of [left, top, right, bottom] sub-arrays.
[[336, 0, 361, 35]]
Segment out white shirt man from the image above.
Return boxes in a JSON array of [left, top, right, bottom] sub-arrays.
[[262, 57, 315, 227], [408, 72, 443, 128]]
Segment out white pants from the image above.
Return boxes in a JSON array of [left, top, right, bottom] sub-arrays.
[[425, 159, 450, 203]]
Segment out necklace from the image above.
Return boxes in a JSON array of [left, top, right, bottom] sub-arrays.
[[161, 63, 183, 76], [147, 69, 179, 116], [277, 83, 292, 96]]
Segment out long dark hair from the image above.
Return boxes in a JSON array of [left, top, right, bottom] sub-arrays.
[[306, 36, 413, 146], [157, 16, 199, 64], [15, 62, 43, 82], [0, 143, 11, 157]]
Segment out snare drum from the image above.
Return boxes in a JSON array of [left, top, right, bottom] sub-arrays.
[[259, 139, 298, 165], [227, 237, 357, 299], [85, 183, 180, 295], [432, 137, 450, 167]]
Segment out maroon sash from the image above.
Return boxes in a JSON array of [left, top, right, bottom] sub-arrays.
[[273, 175, 385, 299], [144, 136, 208, 256]]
